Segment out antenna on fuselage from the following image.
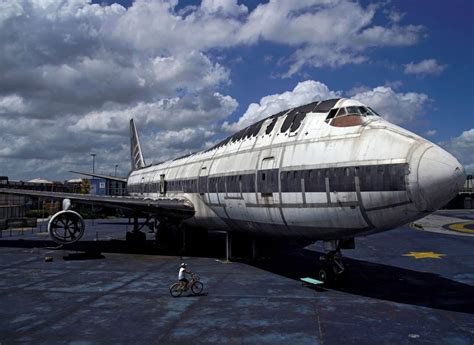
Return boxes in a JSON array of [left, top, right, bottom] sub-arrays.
[[130, 119, 146, 171]]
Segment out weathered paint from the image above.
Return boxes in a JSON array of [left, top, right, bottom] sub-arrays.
[[127, 98, 465, 240]]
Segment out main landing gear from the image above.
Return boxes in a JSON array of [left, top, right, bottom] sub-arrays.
[[317, 239, 353, 285]]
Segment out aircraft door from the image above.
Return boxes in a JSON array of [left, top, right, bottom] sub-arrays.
[[198, 164, 209, 201], [258, 157, 278, 196], [159, 174, 166, 195], [252, 155, 286, 232]]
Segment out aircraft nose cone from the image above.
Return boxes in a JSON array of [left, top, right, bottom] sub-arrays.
[[416, 146, 465, 211]]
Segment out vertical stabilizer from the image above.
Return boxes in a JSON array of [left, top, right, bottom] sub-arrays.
[[130, 119, 146, 170]]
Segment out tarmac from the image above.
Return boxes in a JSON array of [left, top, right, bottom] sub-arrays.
[[0, 211, 473, 345]]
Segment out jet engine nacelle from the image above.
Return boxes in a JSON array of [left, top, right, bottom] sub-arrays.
[[47, 210, 85, 244]]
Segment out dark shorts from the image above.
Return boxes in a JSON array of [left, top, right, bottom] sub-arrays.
[[179, 278, 188, 284]]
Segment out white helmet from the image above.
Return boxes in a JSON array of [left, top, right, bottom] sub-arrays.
[[180, 263, 186, 268]]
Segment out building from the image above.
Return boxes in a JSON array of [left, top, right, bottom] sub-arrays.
[[0, 177, 27, 229], [89, 178, 127, 196]]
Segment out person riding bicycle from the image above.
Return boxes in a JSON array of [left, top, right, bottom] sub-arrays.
[[178, 263, 192, 289], [170, 263, 203, 297]]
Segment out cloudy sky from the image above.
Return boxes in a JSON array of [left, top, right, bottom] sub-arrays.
[[0, 0, 472, 181]]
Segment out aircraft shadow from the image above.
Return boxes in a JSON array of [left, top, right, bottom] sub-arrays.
[[1, 238, 473, 314], [246, 248, 474, 315]]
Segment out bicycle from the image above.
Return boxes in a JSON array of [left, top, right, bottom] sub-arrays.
[[169, 273, 204, 297]]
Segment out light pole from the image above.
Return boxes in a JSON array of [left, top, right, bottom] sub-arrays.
[[114, 164, 118, 176], [90, 153, 96, 174]]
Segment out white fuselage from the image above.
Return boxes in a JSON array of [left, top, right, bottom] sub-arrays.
[[127, 99, 465, 240]]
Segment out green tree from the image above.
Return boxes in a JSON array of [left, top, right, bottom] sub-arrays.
[[80, 179, 90, 194]]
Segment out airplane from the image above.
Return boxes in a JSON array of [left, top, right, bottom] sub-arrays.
[[0, 97, 466, 282]]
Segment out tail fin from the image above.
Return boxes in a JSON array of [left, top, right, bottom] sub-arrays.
[[130, 119, 146, 170]]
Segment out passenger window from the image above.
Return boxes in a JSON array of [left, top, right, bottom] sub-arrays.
[[262, 173, 266, 181]]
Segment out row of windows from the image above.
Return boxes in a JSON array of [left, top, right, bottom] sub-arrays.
[[128, 164, 408, 195], [206, 99, 342, 152]]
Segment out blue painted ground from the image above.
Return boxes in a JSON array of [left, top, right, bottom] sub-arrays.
[[0, 212, 473, 345]]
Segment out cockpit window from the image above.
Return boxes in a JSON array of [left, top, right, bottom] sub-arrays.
[[326, 108, 338, 120], [335, 108, 346, 117], [326, 106, 379, 122], [368, 107, 380, 116], [359, 106, 376, 116], [345, 106, 360, 115]]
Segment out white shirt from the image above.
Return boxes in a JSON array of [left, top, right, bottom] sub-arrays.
[[178, 267, 186, 280]]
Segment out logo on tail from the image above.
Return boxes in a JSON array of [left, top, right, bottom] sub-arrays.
[[130, 119, 146, 170]]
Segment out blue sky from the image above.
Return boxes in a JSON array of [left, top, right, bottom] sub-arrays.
[[0, 0, 472, 180]]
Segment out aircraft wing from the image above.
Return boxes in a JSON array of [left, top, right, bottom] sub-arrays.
[[0, 188, 194, 220], [69, 171, 127, 183]]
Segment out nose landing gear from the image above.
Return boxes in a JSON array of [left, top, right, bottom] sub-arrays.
[[318, 250, 346, 284], [317, 239, 353, 285]]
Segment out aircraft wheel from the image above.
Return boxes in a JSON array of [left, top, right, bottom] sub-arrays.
[[318, 266, 334, 285], [318, 268, 328, 282]]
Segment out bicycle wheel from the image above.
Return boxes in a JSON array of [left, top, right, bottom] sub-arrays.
[[170, 283, 183, 297], [191, 281, 203, 295]]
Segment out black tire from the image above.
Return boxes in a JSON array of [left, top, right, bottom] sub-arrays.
[[170, 283, 183, 297], [191, 281, 203, 295], [318, 266, 334, 284], [318, 268, 328, 282]]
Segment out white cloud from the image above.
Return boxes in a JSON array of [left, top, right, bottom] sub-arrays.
[[201, 0, 248, 17], [0, 0, 430, 180], [352, 86, 429, 124], [387, 9, 406, 24], [0, 0, 242, 179], [141, 127, 218, 164], [439, 129, 474, 172], [224, 81, 430, 133], [0, 94, 30, 115], [425, 129, 437, 137], [404, 59, 446, 76], [223, 80, 340, 132], [237, 1, 423, 76], [151, 52, 230, 94], [70, 91, 238, 134], [0, 1, 24, 24]]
